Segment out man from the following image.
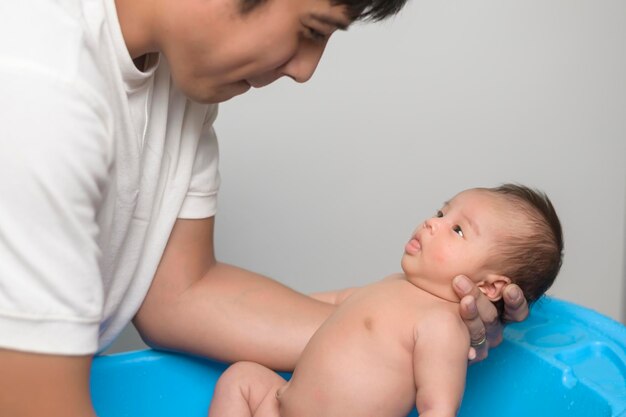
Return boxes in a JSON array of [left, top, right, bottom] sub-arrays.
[[0, 0, 528, 415]]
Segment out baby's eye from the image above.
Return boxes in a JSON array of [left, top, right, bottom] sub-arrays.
[[436, 210, 444, 218], [453, 225, 464, 237]]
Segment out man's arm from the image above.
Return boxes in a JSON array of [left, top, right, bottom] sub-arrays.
[[134, 217, 335, 371], [0, 349, 96, 417], [0, 46, 116, 417], [309, 287, 358, 305]]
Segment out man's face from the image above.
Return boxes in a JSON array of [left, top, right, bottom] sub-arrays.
[[154, 0, 352, 103], [401, 189, 511, 289]]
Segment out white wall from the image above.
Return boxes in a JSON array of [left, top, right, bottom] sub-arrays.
[[106, 0, 626, 353], [214, 0, 626, 320]]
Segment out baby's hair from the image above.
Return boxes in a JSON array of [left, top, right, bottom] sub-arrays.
[[482, 184, 564, 322]]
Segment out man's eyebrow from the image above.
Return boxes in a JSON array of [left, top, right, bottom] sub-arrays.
[[310, 13, 350, 31]]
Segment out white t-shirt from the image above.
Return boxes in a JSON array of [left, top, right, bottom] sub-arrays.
[[0, 0, 220, 355]]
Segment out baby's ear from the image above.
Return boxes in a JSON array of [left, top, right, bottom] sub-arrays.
[[477, 274, 512, 302]]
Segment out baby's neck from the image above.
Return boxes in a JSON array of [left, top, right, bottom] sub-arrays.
[[402, 274, 461, 303]]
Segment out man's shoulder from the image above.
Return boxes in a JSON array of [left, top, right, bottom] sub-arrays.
[[0, 1, 117, 105]]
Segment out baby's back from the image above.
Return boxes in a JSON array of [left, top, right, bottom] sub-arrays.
[[277, 275, 459, 417]]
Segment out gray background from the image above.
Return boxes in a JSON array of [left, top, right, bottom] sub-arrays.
[[106, 0, 626, 354]]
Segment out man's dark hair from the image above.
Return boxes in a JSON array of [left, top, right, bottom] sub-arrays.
[[484, 184, 564, 322], [239, 0, 408, 21]]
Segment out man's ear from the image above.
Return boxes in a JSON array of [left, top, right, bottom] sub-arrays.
[[477, 274, 512, 302]]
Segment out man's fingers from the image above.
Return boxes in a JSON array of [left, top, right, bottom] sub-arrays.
[[453, 278, 530, 363], [460, 296, 486, 343], [453, 275, 499, 327], [502, 283, 529, 323], [459, 295, 489, 362], [455, 274, 504, 356], [453, 275, 482, 300], [468, 347, 477, 361]]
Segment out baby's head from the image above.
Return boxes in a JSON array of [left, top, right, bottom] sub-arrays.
[[402, 184, 563, 317], [479, 184, 563, 318]]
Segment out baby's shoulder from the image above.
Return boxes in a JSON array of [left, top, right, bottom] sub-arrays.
[[414, 307, 468, 344]]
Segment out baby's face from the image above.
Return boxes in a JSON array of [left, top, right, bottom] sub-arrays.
[[402, 189, 511, 290]]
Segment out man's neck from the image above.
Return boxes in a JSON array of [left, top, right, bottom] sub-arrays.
[[115, 0, 155, 60]]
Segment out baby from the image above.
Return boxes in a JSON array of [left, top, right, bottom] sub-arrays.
[[208, 183, 563, 417]]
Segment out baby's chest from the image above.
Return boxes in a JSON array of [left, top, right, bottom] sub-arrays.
[[335, 298, 424, 353]]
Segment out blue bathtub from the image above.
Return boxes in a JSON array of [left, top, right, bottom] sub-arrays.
[[90, 297, 626, 417]]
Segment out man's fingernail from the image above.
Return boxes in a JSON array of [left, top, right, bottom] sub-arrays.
[[469, 348, 477, 361], [467, 299, 477, 315], [454, 276, 472, 293], [507, 287, 521, 302]]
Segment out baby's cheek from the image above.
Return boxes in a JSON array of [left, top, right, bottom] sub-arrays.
[[432, 245, 454, 265]]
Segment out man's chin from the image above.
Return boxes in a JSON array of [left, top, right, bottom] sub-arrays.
[[181, 81, 251, 104]]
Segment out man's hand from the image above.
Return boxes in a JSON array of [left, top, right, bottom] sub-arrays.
[[452, 275, 528, 363]]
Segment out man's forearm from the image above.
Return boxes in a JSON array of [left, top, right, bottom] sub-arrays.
[[309, 287, 358, 305], [135, 262, 335, 371], [0, 350, 96, 417]]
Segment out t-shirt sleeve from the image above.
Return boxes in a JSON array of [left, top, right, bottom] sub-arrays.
[[178, 105, 221, 219], [0, 65, 112, 355]]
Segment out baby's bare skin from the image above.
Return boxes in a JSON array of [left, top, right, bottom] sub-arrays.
[[208, 189, 528, 417], [277, 275, 468, 417]]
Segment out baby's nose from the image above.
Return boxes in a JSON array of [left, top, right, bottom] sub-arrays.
[[424, 217, 439, 233]]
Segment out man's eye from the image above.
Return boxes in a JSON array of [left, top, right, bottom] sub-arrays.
[[306, 27, 327, 42], [436, 210, 444, 218], [453, 225, 464, 237]]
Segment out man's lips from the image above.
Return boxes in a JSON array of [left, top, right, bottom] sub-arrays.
[[245, 77, 280, 89], [244, 79, 258, 88], [405, 235, 421, 255]]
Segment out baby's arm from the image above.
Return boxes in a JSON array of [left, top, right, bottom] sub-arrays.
[[413, 311, 470, 417], [208, 361, 286, 417]]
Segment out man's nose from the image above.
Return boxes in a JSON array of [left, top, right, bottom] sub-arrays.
[[280, 43, 326, 83]]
